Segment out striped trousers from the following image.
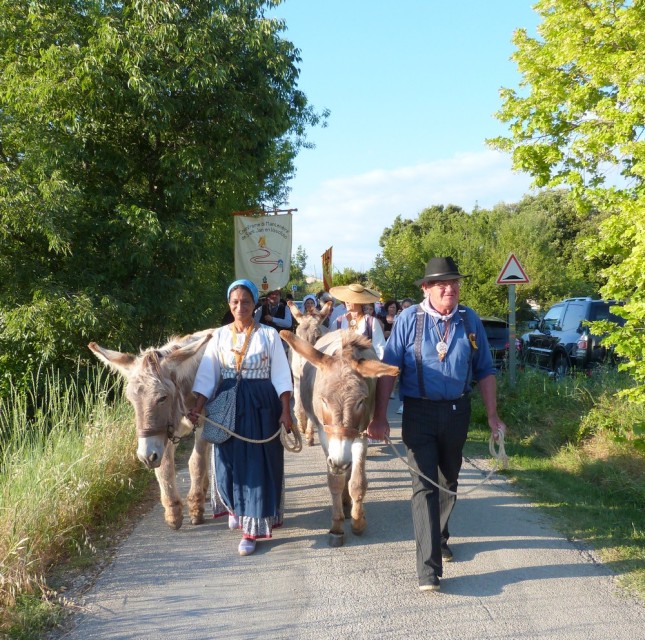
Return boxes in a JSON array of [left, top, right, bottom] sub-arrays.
[[401, 395, 471, 581]]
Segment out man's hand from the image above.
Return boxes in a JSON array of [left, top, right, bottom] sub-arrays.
[[367, 415, 390, 441], [488, 415, 507, 441]]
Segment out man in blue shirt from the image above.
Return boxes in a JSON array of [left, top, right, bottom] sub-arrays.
[[367, 257, 507, 593]]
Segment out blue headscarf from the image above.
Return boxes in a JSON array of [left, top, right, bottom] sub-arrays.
[[227, 279, 259, 305]]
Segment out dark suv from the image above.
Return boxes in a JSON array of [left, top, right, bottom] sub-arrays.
[[520, 297, 624, 378]]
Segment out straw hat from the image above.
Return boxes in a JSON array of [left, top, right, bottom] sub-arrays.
[[329, 283, 381, 304]]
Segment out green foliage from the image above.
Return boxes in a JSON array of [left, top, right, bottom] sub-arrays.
[[369, 226, 425, 301], [490, 0, 645, 401], [371, 191, 606, 316], [287, 244, 308, 295], [469, 367, 645, 598], [0, 0, 323, 387], [332, 267, 368, 287], [0, 365, 149, 635]]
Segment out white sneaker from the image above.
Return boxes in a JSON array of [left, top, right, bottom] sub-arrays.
[[238, 538, 256, 556], [396, 404, 404, 414], [228, 514, 239, 530]]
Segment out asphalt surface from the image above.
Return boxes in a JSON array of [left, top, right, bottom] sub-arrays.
[[59, 399, 644, 640]]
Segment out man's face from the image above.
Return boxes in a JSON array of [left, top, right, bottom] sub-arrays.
[[267, 291, 280, 304], [422, 279, 461, 314]]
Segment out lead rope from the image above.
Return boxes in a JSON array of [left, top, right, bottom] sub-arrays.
[[199, 414, 302, 453], [383, 431, 508, 496]]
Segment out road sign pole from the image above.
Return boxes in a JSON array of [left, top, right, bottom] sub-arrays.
[[496, 253, 529, 389], [508, 284, 516, 387]]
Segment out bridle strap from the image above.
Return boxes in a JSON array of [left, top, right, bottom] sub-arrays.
[[322, 424, 364, 440]]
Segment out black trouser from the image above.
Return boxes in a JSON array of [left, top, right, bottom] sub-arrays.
[[401, 395, 471, 581]]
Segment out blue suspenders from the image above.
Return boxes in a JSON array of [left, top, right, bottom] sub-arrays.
[[413, 305, 475, 400]]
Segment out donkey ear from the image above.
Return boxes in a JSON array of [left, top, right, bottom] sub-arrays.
[[280, 330, 333, 369], [352, 360, 399, 379], [165, 333, 212, 384], [287, 300, 304, 323], [88, 342, 137, 379], [319, 300, 333, 319]]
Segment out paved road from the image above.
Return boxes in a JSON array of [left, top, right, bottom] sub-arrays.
[[60, 400, 644, 639]]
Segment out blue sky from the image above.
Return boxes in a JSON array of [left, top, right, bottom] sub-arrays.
[[269, 1, 541, 276]]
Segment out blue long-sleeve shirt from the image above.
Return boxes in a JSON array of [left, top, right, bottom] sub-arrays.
[[382, 304, 496, 401]]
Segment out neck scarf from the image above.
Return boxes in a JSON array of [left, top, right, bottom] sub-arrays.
[[420, 299, 457, 322]]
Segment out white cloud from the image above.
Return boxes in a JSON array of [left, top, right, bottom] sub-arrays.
[[286, 150, 535, 275]]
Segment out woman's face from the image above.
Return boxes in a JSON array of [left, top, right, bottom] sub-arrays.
[[228, 287, 255, 322], [387, 303, 397, 315], [304, 298, 316, 313]]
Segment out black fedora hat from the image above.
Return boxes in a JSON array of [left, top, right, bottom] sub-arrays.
[[414, 257, 470, 286]]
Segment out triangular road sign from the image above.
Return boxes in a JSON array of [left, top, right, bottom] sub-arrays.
[[496, 253, 530, 285]]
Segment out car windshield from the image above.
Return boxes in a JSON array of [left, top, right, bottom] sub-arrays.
[[541, 306, 563, 331]]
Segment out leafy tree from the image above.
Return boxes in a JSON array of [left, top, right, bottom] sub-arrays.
[[374, 191, 605, 319], [286, 244, 308, 297], [370, 226, 425, 302], [0, 0, 322, 389], [332, 268, 367, 287], [289, 245, 308, 283], [490, 0, 645, 401]]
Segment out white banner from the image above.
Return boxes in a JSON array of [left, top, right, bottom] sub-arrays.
[[234, 213, 292, 295]]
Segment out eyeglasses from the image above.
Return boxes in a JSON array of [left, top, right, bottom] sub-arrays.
[[429, 280, 461, 290]]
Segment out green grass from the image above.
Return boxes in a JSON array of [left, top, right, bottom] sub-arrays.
[[0, 366, 150, 639], [468, 366, 645, 601]]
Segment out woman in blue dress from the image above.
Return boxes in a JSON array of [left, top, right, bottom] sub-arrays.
[[187, 279, 293, 556]]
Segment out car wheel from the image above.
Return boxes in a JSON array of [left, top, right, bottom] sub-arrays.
[[552, 355, 570, 380]]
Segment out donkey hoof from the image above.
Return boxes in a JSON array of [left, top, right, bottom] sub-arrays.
[[328, 531, 345, 547], [351, 518, 367, 536], [190, 514, 205, 525]]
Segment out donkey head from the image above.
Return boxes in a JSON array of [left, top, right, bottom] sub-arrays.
[[88, 332, 211, 468], [281, 330, 398, 474]]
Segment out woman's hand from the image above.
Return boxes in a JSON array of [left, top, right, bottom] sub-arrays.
[[188, 394, 207, 425], [279, 410, 293, 433]]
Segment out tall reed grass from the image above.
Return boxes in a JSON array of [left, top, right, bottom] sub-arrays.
[[0, 365, 148, 635]]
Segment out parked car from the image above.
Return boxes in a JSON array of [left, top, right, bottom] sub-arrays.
[[481, 317, 512, 370], [520, 297, 624, 378]]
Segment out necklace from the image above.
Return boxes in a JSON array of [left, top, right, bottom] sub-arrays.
[[430, 316, 451, 362], [230, 324, 254, 371], [347, 313, 363, 332]]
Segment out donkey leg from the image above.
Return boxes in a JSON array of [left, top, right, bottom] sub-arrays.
[[294, 394, 313, 445], [348, 443, 368, 536], [305, 419, 315, 447], [187, 435, 210, 525], [342, 479, 352, 519], [327, 471, 346, 547], [155, 444, 183, 530]]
